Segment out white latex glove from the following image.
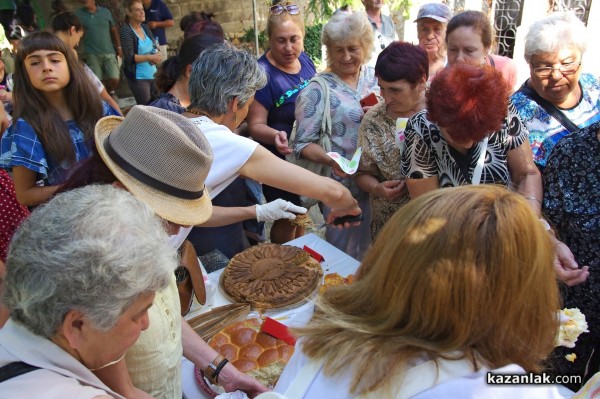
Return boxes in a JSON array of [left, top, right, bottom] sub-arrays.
[[255, 199, 307, 222]]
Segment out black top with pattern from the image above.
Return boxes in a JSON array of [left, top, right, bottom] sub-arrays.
[[543, 122, 600, 384], [400, 102, 528, 187]]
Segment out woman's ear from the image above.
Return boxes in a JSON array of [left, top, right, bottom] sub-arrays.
[[231, 96, 240, 112], [184, 64, 192, 79], [418, 75, 427, 91], [60, 309, 88, 350], [69, 26, 77, 36]]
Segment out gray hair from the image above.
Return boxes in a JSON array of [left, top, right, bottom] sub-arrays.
[[188, 43, 267, 116], [524, 12, 588, 63], [321, 11, 374, 68], [3, 185, 176, 338]]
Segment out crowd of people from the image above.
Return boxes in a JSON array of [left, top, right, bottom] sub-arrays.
[[0, 0, 598, 398]]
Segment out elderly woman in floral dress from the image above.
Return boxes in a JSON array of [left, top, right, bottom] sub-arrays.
[[292, 11, 378, 260]]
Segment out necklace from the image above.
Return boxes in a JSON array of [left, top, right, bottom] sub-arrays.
[[186, 107, 210, 118]]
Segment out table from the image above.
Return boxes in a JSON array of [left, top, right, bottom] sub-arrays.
[[181, 234, 360, 399]]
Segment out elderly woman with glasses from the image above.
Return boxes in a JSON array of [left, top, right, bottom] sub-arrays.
[[292, 11, 379, 260], [247, 1, 316, 244], [511, 12, 600, 171], [0, 185, 174, 397]]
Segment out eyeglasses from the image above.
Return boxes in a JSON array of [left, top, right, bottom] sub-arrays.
[[270, 4, 300, 15], [531, 61, 581, 78]]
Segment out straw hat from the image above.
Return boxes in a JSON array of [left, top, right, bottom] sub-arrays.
[[95, 105, 213, 226]]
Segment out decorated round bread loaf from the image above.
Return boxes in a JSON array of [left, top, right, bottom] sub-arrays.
[[222, 244, 323, 309], [208, 318, 295, 388]]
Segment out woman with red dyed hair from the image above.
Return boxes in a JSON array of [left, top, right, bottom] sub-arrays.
[[400, 63, 541, 208]]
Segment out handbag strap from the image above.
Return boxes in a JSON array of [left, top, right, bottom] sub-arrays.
[[0, 362, 40, 383], [311, 76, 332, 137], [471, 137, 488, 185], [517, 83, 579, 133], [288, 76, 332, 151], [283, 358, 324, 399]]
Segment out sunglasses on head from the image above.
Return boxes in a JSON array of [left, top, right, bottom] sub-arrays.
[[270, 4, 300, 15]]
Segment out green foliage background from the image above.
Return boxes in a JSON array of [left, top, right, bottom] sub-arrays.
[[240, 0, 411, 66], [306, 0, 412, 22], [304, 23, 325, 64]]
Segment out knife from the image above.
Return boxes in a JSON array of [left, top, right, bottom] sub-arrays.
[[317, 214, 364, 229]]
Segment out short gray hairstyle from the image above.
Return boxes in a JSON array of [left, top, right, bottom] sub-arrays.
[[524, 12, 588, 63], [189, 44, 267, 116], [3, 185, 176, 338], [321, 11, 374, 68]]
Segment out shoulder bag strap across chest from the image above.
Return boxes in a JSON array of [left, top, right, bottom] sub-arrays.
[[516, 83, 580, 133], [0, 361, 40, 382]]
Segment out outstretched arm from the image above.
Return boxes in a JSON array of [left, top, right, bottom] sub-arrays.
[[239, 145, 361, 223], [181, 319, 267, 396]]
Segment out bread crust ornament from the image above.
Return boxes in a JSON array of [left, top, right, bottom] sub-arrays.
[[222, 244, 323, 310]]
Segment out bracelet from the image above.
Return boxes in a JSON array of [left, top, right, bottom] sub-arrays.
[[524, 196, 541, 205], [204, 354, 224, 384], [213, 358, 229, 383]]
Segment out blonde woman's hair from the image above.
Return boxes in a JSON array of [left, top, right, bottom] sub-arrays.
[[295, 185, 559, 395], [321, 10, 374, 68], [267, 1, 305, 38]]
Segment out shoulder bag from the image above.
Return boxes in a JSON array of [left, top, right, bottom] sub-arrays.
[[176, 240, 206, 316], [287, 76, 333, 209]]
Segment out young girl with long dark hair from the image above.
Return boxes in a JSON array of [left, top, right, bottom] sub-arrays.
[[0, 32, 119, 206]]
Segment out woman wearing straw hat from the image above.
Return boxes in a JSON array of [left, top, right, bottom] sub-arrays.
[[60, 105, 267, 398]]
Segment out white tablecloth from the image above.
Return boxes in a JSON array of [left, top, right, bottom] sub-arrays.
[[181, 234, 360, 399]]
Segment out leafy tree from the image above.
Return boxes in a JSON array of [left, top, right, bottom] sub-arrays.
[[306, 0, 412, 22]]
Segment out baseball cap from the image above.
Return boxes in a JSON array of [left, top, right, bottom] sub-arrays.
[[414, 3, 452, 23]]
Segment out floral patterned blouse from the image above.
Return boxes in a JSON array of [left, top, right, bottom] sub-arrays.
[[400, 102, 529, 187], [511, 73, 600, 169], [543, 122, 600, 381], [293, 67, 379, 198], [358, 101, 409, 238]]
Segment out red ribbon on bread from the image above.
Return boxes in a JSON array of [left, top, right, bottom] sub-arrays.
[[261, 317, 296, 346], [303, 245, 324, 262]]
